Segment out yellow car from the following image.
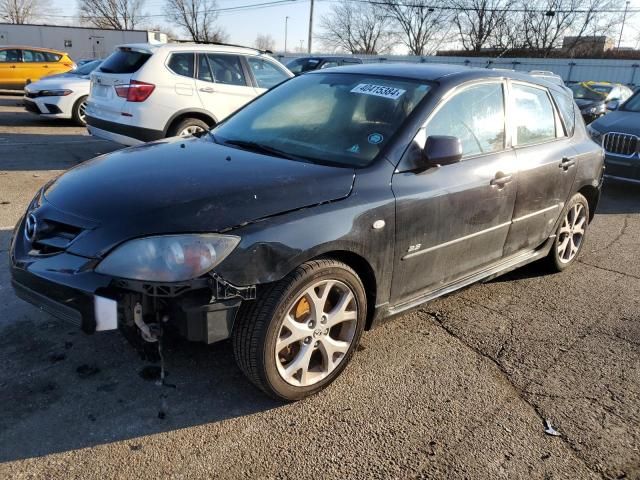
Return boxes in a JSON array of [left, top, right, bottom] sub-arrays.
[[0, 46, 75, 90]]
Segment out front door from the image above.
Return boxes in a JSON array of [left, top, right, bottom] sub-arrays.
[[503, 82, 578, 256], [195, 53, 256, 121], [0, 48, 22, 89], [390, 81, 517, 304]]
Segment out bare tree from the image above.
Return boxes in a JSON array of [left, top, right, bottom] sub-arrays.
[[451, 0, 516, 52], [381, 0, 453, 56], [318, 1, 396, 54], [255, 33, 276, 51], [165, 0, 227, 43], [79, 0, 145, 30], [0, 0, 48, 23]]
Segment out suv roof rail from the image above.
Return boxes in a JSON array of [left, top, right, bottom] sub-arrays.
[[172, 39, 272, 54]]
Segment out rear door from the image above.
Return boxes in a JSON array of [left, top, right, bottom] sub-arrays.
[[0, 48, 22, 89], [195, 53, 255, 120], [502, 82, 578, 256], [86, 46, 152, 123], [390, 81, 517, 303], [246, 56, 291, 94]]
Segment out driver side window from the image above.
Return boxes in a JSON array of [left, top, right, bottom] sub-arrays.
[[425, 82, 506, 159]]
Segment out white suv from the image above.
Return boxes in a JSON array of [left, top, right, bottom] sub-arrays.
[[86, 43, 293, 146]]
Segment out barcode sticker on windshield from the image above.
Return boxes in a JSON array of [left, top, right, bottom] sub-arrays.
[[351, 84, 406, 100]]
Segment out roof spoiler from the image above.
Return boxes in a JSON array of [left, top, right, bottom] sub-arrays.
[[172, 39, 272, 55]]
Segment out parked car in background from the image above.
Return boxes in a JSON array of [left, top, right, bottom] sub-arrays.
[[12, 64, 604, 400], [587, 90, 640, 184], [0, 46, 75, 90], [86, 43, 293, 146], [286, 56, 363, 75], [569, 81, 634, 123], [23, 60, 102, 125]]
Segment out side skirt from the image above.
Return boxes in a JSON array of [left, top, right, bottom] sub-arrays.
[[377, 236, 555, 321]]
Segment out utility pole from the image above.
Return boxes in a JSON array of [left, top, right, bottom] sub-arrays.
[[308, 0, 314, 54], [285, 16, 290, 54], [618, 1, 630, 50]]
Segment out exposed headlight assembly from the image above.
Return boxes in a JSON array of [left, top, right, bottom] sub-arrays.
[[96, 234, 240, 282], [586, 125, 603, 145]]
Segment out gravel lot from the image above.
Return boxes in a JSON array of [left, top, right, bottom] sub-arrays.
[[0, 93, 638, 480]]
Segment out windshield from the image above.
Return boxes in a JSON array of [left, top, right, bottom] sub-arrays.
[[213, 73, 432, 167], [621, 91, 640, 112], [72, 60, 102, 76], [569, 83, 607, 101], [286, 58, 321, 74]]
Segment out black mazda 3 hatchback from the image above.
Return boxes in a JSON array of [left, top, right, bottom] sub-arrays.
[[11, 64, 604, 400]]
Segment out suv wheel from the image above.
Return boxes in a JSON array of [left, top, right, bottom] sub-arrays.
[[72, 95, 88, 126], [547, 193, 589, 271], [232, 259, 367, 401], [168, 118, 209, 138]]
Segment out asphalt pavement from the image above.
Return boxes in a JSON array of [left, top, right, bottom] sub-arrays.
[[0, 94, 638, 479]]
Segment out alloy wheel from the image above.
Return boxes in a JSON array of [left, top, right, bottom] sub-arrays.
[[78, 101, 87, 123], [179, 125, 205, 137], [557, 203, 587, 263], [275, 280, 358, 387]]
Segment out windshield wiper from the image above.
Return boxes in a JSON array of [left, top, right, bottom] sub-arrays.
[[223, 139, 297, 160]]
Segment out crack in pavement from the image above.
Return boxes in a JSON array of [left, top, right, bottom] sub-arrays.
[[577, 260, 640, 280], [587, 214, 630, 255], [426, 311, 607, 480]]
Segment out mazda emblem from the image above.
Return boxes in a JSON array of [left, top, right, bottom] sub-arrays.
[[25, 213, 38, 242]]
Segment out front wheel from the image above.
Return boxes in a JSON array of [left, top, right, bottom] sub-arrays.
[[232, 259, 367, 401], [546, 193, 589, 272]]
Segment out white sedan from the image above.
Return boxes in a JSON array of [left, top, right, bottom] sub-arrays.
[[23, 60, 102, 126]]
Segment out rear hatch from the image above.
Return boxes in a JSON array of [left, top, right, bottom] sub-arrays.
[[87, 46, 154, 122]]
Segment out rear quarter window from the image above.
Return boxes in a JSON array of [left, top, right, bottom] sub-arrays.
[[167, 52, 195, 78], [551, 90, 576, 136], [100, 49, 151, 74]]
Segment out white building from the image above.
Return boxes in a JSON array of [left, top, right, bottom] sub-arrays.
[[0, 23, 167, 61]]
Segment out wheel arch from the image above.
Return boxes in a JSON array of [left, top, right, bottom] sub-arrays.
[[577, 184, 600, 221], [308, 250, 378, 331], [164, 109, 218, 136]]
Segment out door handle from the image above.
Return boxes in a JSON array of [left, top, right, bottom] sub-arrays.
[[559, 157, 576, 170], [10, 65, 16, 68], [199, 87, 214, 93], [490, 172, 513, 188]]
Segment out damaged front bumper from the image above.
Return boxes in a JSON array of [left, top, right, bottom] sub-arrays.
[[9, 219, 255, 344]]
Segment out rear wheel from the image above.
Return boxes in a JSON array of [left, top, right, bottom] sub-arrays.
[[72, 95, 88, 126], [168, 118, 210, 138], [546, 193, 589, 271], [232, 259, 367, 401]]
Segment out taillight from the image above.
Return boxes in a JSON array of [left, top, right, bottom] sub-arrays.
[[114, 80, 155, 102]]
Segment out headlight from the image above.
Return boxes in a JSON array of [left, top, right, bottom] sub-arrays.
[[95, 234, 240, 282], [38, 89, 73, 97], [587, 125, 603, 145]]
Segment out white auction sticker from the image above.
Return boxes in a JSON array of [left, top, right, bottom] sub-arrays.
[[351, 83, 406, 100]]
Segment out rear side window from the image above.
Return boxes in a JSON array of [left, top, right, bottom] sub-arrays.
[[426, 82, 506, 158], [23, 50, 48, 62], [45, 52, 62, 62], [100, 49, 151, 74], [512, 84, 556, 146], [197, 54, 213, 82], [552, 90, 576, 136], [207, 54, 246, 86], [247, 57, 289, 89], [0, 49, 21, 62], [167, 52, 194, 78]]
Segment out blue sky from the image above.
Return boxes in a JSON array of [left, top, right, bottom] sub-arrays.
[[49, 0, 640, 52]]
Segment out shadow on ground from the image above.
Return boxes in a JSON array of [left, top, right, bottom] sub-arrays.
[[0, 228, 279, 462]]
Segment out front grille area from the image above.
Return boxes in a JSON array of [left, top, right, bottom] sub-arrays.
[[23, 100, 41, 114], [603, 132, 639, 156], [30, 219, 84, 255]]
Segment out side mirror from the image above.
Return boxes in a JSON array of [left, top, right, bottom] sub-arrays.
[[424, 135, 463, 166], [606, 100, 619, 111]]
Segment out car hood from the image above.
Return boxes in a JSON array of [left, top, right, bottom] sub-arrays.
[[43, 136, 355, 258], [26, 75, 89, 92], [590, 110, 640, 136]]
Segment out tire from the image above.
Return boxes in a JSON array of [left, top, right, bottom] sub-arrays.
[[72, 95, 88, 126], [546, 193, 590, 272], [168, 118, 210, 138], [232, 259, 367, 401]]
